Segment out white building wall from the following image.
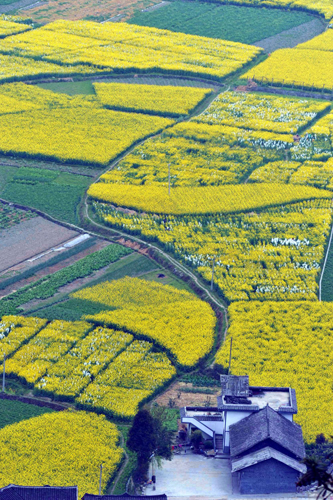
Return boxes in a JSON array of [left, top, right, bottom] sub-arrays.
[[224, 411, 252, 451]]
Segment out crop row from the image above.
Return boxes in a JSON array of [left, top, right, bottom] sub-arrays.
[[88, 182, 330, 215], [249, 158, 333, 189], [0, 244, 131, 316], [0, 20, 262, 81], [1, 317, 176, 417]]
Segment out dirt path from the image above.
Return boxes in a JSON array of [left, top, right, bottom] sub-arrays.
[[250, 85, 333, 101], [109, 431, 130, 494], [253, 17, 326, 53]]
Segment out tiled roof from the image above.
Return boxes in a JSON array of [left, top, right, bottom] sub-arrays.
[[0, 485, 78, 500], [231, 446, 307, 474], [229, 405, 305, 459]]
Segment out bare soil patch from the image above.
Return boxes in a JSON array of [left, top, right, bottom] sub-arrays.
[[154, 381, 220, 408], [0, 239, 109, 298], [0, 217, 78, 273], [23, 0, 160, 24]]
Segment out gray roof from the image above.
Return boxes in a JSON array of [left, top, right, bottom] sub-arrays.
[[0, 485, 77, 500], [82, 495, 167, 500], [229, 405, 305, 459], [231, 446, 307, 474]]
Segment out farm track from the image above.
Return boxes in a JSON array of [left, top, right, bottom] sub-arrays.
[[80, 86, 231, 338], [251, 85, 333, 101], [0, 86, 230, 339], [253, 17, 326, 53], [109, 430, 130, 494], [319, 218, 333, 301]]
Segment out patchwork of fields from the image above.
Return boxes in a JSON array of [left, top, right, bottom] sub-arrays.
[[0, 0, 333, 493]]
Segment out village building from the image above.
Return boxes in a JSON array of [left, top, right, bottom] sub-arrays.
[[180, 374, 306, 495], [0, 485, 78, 500], [82, 494, 167, 500]]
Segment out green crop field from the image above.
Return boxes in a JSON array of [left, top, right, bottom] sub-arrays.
[[129, 2, 314, 44], [320, 237, 333, 301], [0, 399, 53, 430], [0, 166, 91, 224]]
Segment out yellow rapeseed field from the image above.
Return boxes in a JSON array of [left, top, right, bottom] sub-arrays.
[[0, 83, 174, 165], [73, 277, 216, 366], [93, 82, 213, 116], [0, 19, 32, 37], [0, 411, 123, 496], [88, 182, 331, 215], [244, 48, 333, 90], [215, 301, 333, 442], [0, 20, 262, 80]]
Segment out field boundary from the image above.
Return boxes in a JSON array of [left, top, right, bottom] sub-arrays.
[[0, 392, 69, 411], [319, 219, 333, 301]]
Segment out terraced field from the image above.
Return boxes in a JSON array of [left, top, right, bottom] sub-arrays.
[[0, 0, 333, 493]]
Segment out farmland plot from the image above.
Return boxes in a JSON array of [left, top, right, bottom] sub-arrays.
[[0, 20, 262, 81], [0, 215, 78, 273], [129, 2, 314, 44]]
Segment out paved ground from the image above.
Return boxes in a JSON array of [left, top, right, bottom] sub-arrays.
[[145, 454, 232, 498], [0, 217, 78, 273], [254, 18, 325, 53], [144, 452, 313, 500]]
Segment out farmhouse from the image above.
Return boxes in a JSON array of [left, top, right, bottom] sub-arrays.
[[0, 485, 78, 499], [180, 374, 306, 494]]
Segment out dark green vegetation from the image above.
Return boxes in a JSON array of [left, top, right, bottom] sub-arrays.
[[38, 80, 95, 95], [150, 406, 179, 432], [320, 234, 333, 301], [0, 399, 53, 430], [127, 409, 172, 483], [129, 2, 314, 44], [32, 298, 117, 322], [0, 244, 131, 316], [180, 372, 220, 387], [0, 166, 91, 224], [0, 203, 35, 229], [112, 424, 137, 495]]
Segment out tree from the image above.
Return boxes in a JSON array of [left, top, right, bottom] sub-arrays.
[[127, 409, 156, 463], [127, 408, 174, 483], [297, 457, 333, 499], [190, 430, 202, 451]]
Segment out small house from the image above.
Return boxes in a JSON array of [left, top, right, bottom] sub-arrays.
[[0, 485, 78, 500], [230, 405, 306, 494]]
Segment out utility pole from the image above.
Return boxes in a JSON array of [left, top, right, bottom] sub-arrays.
[[168, 163, 171, 196], [99, 464, 103, 495], [211, 256, 216, 291], [2, 354, 5, 393], [228, 337, 233, 375]]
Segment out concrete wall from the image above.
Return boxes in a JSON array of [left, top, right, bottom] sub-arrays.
[[280, 412, 293, 422], [224, 411, 252, 451], [237, 459, 300, 494]]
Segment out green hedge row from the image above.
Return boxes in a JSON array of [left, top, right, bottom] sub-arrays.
[[0, 244, 131, 316]]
